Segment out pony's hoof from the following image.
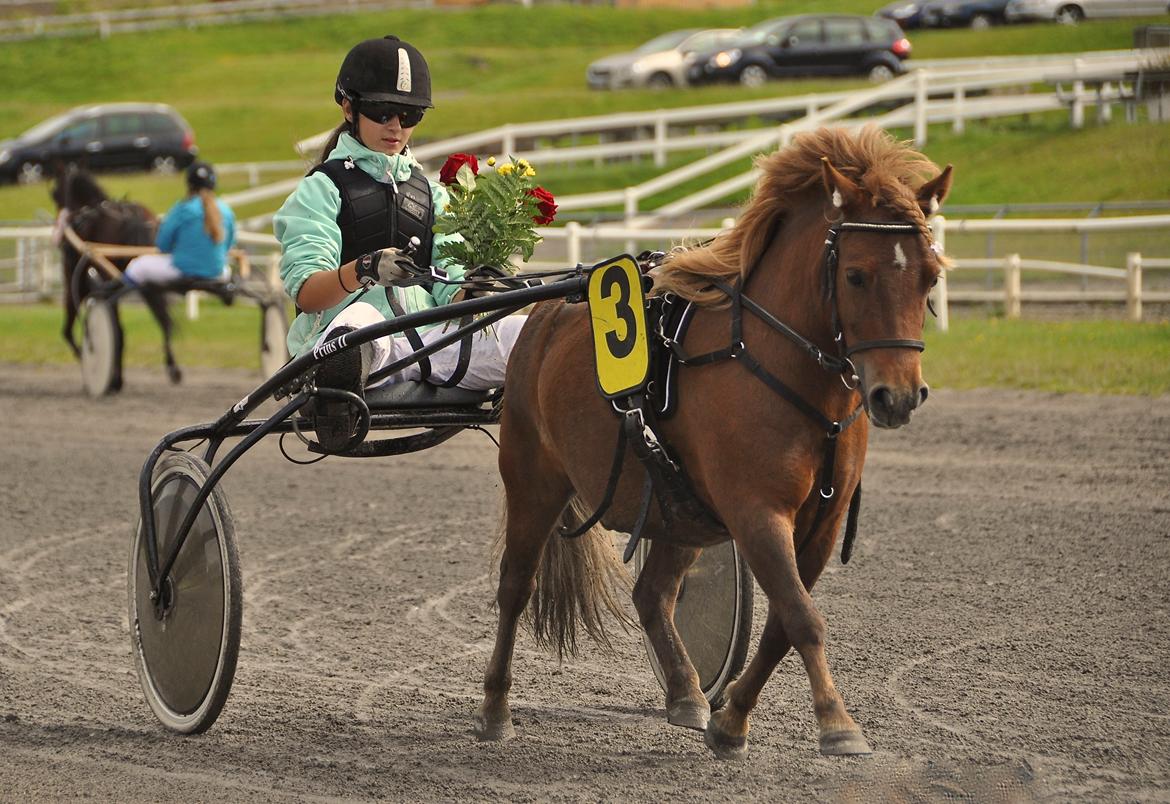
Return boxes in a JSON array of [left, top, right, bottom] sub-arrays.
[[167, 365, 182, 385], [703, 722, 747, 761], [667, 698, 711, 731], [819, 729, 872, 757], [473, 715, 516, 742]]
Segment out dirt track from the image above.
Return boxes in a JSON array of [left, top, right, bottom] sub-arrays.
[[1, 363, 1168, 802]]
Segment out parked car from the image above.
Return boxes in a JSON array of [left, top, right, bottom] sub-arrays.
[[0, 103, 197, 185], [587, 28, 742, 90], [876, 1, 926, 29], [688, 14, 911, 87], [1005, 0, 1169, 23], [920, 0, 1012, 27]]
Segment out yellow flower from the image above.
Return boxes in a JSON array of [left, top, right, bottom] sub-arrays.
[[497, 162, 515, 176], [486, 156, 496, 166], [517, 159, 531, 171], [524, 167, 536, 177]]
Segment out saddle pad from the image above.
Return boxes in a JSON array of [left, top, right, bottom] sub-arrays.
[[365, 381, 494, 410]]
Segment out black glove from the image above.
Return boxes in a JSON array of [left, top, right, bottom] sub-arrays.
[[354, 248, 427, 288]]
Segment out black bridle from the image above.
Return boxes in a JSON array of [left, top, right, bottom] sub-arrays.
[[663, 218, 935, 557]]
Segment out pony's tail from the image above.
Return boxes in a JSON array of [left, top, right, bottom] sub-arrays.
[[503, 496, 635, 661], [198, 188, 224, 244]]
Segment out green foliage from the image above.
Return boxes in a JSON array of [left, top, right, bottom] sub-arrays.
[[433, 159, 545, 271]]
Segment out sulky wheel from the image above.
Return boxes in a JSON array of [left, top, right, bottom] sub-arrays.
[[128, 451, 242, 734], [635, 539, 753, 707], [80, 296, 122, 397], [260, 302, 290, 379]]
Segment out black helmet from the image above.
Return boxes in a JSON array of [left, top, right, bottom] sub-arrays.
[[186, 161, 216, 191], [335, 35, 432, 109]]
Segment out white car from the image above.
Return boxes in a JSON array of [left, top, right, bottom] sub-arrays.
[[1005, 0, 1169, 24], [587, 28, 741, 90]]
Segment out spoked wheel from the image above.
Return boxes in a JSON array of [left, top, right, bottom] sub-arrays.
[[260, 302, 290, 378], [128, 452, 242, 734], [80, 297, 122, 397], [634, 539, 753, 707]]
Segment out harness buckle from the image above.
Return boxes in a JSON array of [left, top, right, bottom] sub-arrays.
[[820, 486, 835, 500], [839, 358, 860, 391]]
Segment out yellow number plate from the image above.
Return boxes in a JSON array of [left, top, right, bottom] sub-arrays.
[[587, 255, 650, 399]]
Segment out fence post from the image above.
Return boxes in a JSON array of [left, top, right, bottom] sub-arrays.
[[501, 125, 515, 157], [722, 217, 735, 230], [931, 215, 949, 333], [566, 221, 581, 268], [952, 86, 966, 135], [186, 291, 201, 321], [654, 116, 667, 168], [623, 188, 638, 255], [1126, 252, 1142, 322], [1004, 253, 1021, 319], [1098, 82, 1112, 124], [97, 13, 110, 38], [268, 251, 281, 292], [248, 164, 260, 186], [914, 68, 928, 148], [16, 237, 28, 293], [1070, 79, 1085, 129]]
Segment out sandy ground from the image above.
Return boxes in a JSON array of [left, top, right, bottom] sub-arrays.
[[1, 363, 1168, 802]]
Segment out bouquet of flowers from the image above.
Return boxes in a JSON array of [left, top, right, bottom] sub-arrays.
[[433, 153, 557, 276]]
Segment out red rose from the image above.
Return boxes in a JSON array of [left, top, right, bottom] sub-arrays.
[[528, 186, 557, 225], [439, 153, 479, 185]]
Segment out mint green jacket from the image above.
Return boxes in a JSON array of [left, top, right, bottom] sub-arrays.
[[275, 133, 465, 355]]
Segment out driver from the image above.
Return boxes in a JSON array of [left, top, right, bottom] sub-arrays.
[[274, 35, 525, 450]]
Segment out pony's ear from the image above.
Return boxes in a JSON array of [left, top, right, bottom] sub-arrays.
[[821, 157, 864, 211], [917, 165, 954, 217]]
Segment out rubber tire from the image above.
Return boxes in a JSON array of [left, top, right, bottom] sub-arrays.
[[634, 539, 753, 708], [646, 72, 674, 90], [128, 451, 242, 734], [260, 302, 290, 378], [868, 63, 896, 83], [970, 13, 993, 28], [17, 161, 44, 185], [151, 155, 178, 174], [1056, 4, 1083, 23], [738, 65, 768, 88], [80, 297, 122, 397]]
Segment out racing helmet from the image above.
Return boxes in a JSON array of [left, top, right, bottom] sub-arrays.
[[334, 35, 433, 109], [186, 161, 216, 191]]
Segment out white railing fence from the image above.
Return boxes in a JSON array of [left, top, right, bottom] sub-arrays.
[[4, 215, 1168, 325]]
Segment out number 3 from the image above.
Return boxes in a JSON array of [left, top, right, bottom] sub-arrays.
[[602, 265, 636, 359]]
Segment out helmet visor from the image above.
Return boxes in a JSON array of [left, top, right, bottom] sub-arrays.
[[359, 102, 426, 128]]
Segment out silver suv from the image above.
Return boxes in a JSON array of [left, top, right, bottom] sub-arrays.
[[1005, 0, 1169, 23], [587, 28, 741, 90]]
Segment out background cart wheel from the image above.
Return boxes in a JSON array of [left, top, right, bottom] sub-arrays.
[[128, 451, 242, 734], [634, 539, 753, 708], [260, 302, 290, 378], [80, 297, 122, 397]]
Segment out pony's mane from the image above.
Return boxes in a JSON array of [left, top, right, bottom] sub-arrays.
[[63, 169, 110, 210], [654, 126, 941, 305]]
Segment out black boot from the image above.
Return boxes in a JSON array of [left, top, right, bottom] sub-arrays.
[[313, 326, 372, 452]]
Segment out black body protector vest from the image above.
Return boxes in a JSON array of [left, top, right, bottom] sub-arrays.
[[310, 157, 435, 267]]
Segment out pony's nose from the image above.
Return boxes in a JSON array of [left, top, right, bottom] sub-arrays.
[[919, 383, 930, 406], [867, 384, 924, 428]]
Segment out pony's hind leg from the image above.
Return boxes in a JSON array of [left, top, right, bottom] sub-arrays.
[[709, 512, 870, 758], [476, 461, 571, 741], [632, 540, 709, 731], [141, 288, 180, 383]]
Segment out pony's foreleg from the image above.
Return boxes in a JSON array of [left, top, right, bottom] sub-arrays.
[[631, 540, 708, 730], [709, 513, 870, 758], [476, 475, 571, 742], [62, 287, 81, 359]]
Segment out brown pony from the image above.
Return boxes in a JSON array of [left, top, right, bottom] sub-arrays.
[[478, 126, 953, 758]]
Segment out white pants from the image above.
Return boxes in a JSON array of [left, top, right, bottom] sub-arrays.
[[124, 253, 229, 285], [316, 301, 525, 391]]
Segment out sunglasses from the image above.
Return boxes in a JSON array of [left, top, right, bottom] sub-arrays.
[[360, 103, 426, 128]]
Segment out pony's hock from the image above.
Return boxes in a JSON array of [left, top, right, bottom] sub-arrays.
[[128, 127, 953, 759]]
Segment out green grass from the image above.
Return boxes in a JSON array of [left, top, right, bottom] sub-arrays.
[[3, 301, 1167, 393], [922, 316, 1170, 394]]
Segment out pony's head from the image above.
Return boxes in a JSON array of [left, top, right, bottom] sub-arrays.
[[50, 165, 109, 214], [814, 136, 951, 428], [655, 126, 953, 429]]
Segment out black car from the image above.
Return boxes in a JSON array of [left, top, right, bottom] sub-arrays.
[[688, 14, 911, 87], [919, 0, 1011, 28], [0, 103, 197, 185], [876, 1, 926, 29]]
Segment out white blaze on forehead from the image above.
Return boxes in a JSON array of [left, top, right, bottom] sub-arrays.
[[893, 241, 908, 270], [397, 48, 412, 92]]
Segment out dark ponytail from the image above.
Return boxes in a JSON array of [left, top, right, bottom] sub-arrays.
[[315, 122, 350, 169]]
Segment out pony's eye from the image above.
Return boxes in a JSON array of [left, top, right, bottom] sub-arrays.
[[930, 275, 939, 288], [845, 269, 865, 287]]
